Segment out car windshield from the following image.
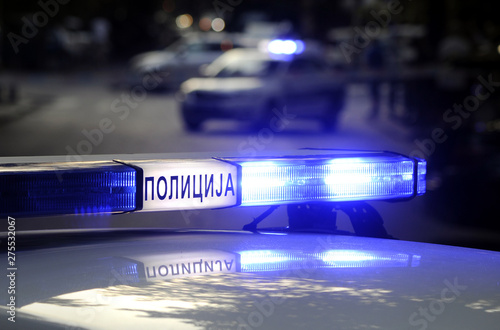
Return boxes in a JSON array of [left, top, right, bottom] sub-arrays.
[[214, 59, 282, 77]]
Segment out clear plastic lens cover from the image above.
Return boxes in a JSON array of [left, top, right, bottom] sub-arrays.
[[227, 153, 424, 206]]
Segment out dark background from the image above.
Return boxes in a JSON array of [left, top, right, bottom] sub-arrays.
[[2, 0, 498, 68]]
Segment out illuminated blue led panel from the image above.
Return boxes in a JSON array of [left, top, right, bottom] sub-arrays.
[[238, 249, 421, 272], [0, 163, 136, 217], [239, 155, 421, 206]]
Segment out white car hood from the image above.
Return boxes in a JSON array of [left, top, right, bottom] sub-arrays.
[[2, 230, 500, 329]]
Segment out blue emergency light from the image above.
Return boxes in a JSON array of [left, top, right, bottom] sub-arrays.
[[267, 39, 305, 55], [0, 150, 425, 217], [229, 154, 426, 206], [0, 162, 136, 217]]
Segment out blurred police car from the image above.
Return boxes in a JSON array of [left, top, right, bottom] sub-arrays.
[[128, 32, 242, 90], [178, 40, 346, 131], [1, 150, 500, 329]]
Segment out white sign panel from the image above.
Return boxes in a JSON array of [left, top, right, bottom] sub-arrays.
[[123, 159, 238, 211]]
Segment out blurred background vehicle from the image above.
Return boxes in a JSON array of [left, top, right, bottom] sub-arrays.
[[179, 44, 346, 131], [124, 31, 245, 91]]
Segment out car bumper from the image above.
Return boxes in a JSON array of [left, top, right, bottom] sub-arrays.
[[182, 101, 263, 121]]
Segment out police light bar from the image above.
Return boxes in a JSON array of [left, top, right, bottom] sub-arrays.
[[0, 150, 426, 217], [265, 39, 305, 55]]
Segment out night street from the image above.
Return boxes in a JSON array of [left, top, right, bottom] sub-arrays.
[[1, 70, 412, 157], [2, 69, 498, 250]]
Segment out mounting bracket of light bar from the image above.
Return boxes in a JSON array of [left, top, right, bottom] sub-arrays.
[[0, 150, 425, 217]]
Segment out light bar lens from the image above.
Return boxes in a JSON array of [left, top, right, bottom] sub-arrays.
[[0, 162, 136, 217], [238, 155, 423, 206]]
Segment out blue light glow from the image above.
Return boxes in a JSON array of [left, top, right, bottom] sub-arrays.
[[267, 39, 304, 55], [319, 250, 418, 268], [294, 40, 305, 54], [238, 155, 424, 206], [239, 250, 304, 272], [239, 249, 421, 272], [240, 250, 291, 264], [0, 163, 136, 217]]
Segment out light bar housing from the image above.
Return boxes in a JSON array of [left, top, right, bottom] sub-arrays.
[[0, 162, 136, 217], [0, 150, 425, 217]]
